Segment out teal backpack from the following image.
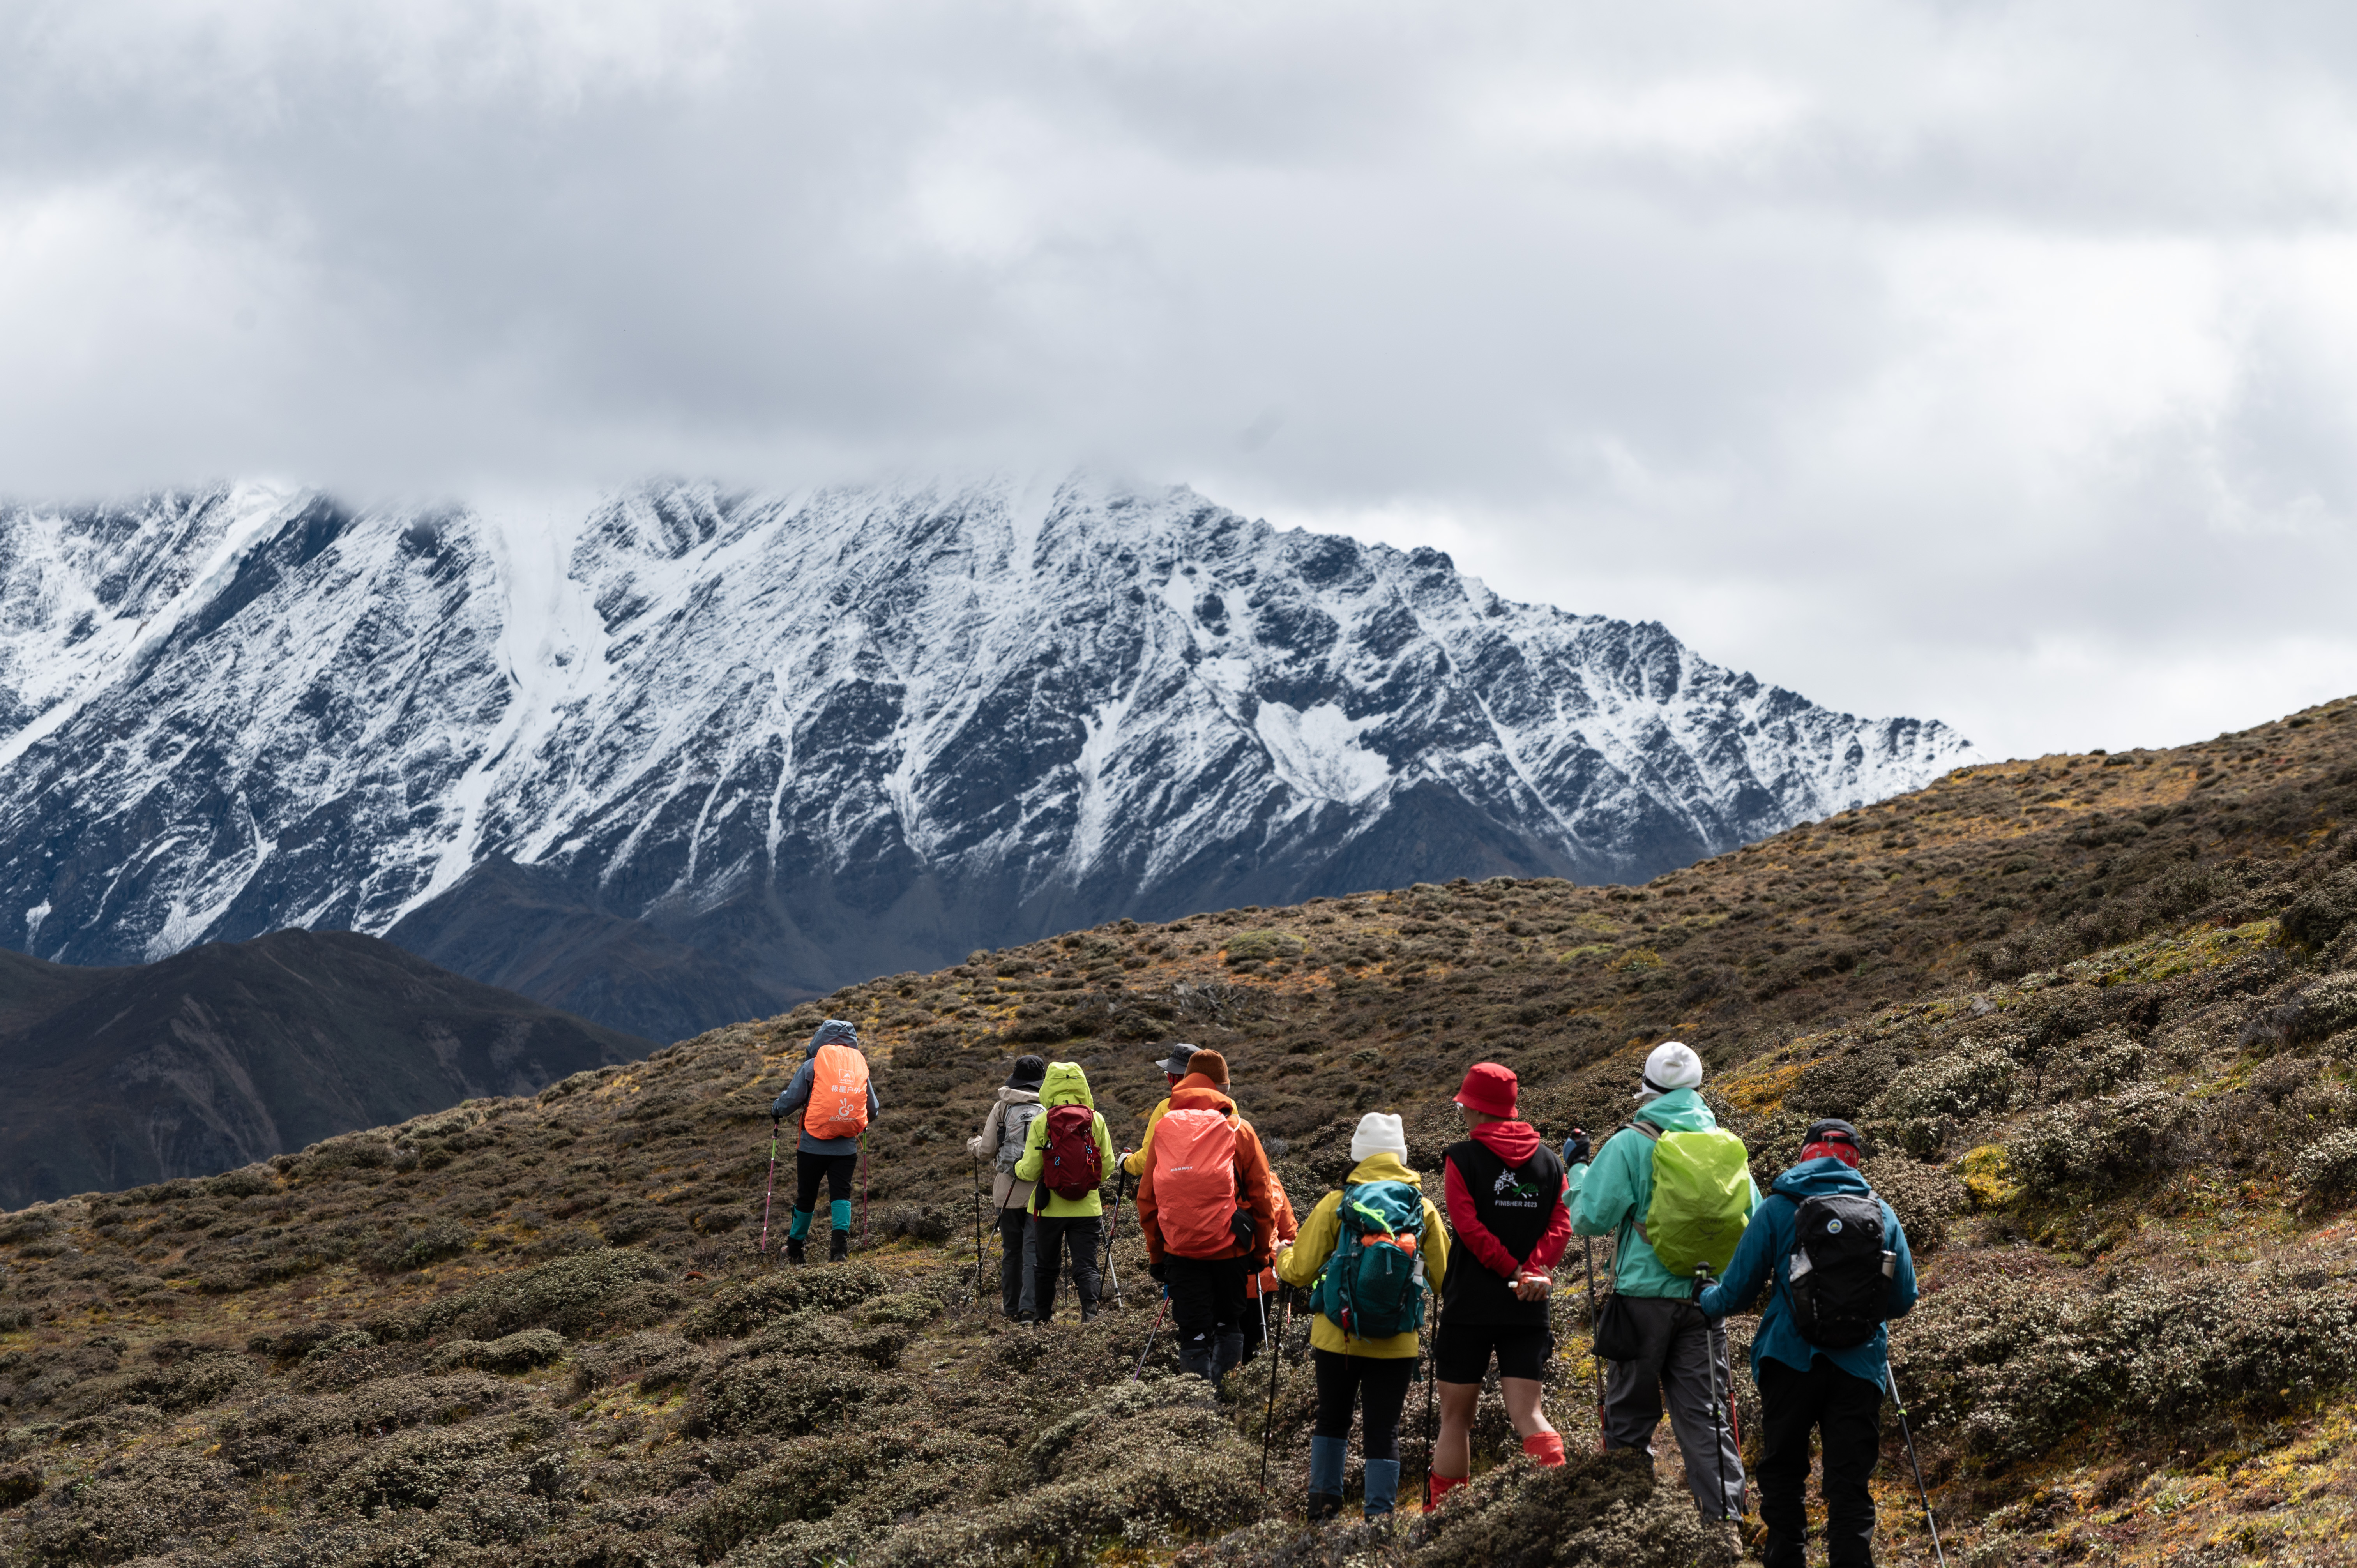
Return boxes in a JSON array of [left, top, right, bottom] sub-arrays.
[[1313, 1180, 1428, 1340]]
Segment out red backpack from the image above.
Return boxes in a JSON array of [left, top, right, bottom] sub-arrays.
[[1032, 1104, 1104, 1207], [1152, 1107, 1241, 1257]]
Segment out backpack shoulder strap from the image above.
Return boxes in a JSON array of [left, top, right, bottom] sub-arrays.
[[1615, 1120, 1662, 1144]]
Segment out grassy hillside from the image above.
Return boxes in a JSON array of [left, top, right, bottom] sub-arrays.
[[3, 694, 2355, 1566]]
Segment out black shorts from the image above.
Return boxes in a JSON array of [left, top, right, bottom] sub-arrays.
[[1433, 1321, 1553, 1385]]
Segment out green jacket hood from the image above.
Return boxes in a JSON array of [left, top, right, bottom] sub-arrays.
[[1633, 1086, 1716, 1133], [1347, 1152, 1422, 1187], [1040, 1061, 1095, 1109]]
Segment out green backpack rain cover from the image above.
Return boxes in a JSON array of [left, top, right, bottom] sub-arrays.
[[1313, 1180, 1427, 1340], [1633, 1123, 1753, 1278]]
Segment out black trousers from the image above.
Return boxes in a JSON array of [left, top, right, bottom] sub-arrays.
[[1165, 1255, 1248, 1380], [794, 1152, 857, 1221], [1031, 1215, 1101, 1320], [1312, 1349, 1415, 1461], [1758, 1355, 1884, 1568]]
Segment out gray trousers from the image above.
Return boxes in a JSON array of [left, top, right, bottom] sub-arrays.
[[1602, 1293, 1746, 1521], [998, 1207, 1039, 1319]]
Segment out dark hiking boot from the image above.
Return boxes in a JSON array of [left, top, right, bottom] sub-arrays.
[[1307, 1492, 1344, 1524], [1080, 1300, 1100, 1323], [828, 1229, 850, 1263], [786, 1236, 806, 1265]]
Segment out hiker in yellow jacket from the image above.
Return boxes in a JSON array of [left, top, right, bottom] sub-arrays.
[[1120, 1042, 1200, 1177], [1276, 1112, 1449, 1522]]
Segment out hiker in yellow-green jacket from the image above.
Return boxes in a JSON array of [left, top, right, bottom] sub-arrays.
[[1276, 1112, 1448, 1523], [1013, 1061, 1118, 1323]]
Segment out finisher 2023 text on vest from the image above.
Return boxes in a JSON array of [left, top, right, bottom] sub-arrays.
[[1441, 1139, 1566, 1328]]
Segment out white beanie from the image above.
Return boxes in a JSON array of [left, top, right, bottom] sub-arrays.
[[1350, 1112, 1409, 1164], [1637, 1041, 1704, 1101]]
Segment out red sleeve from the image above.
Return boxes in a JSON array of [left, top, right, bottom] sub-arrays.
[[1444, 1154, 1522, 1280], [1523, 1172, 1573, 1275]]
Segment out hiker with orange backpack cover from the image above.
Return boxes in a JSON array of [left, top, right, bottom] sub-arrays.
[[1012, 1061, 1120, 1322], [769, 1019, 882, 1264], [1428, 1062, 1573, 1507], [1135, 1049, 1279, 1387]]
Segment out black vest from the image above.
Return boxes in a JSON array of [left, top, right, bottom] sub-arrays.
[[1441, 1137, 1567, 1328]]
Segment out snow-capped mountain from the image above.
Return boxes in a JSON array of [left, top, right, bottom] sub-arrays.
[[0, 473, 1973, 1041]]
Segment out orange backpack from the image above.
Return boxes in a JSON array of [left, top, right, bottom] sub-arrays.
[[804, 1042, 871, 1141], [1152, 1107, 1242, 1258]]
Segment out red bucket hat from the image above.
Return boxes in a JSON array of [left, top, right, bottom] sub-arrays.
[[1453, 1062, 1519, 1118]]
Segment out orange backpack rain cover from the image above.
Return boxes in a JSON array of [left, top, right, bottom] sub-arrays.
[[1151, 1107, 1240, 1258], [804, 1042, 871, 1141]]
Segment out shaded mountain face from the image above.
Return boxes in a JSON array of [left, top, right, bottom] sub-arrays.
[[0, 929, 650, 1207], [0, 475, 1970, 1042]]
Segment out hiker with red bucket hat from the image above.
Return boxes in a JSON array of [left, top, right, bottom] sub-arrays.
[[1427, 1061, 1572, 1507]]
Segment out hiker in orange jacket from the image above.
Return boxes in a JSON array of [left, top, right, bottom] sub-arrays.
[[1135, 1049, 1278, 1386]]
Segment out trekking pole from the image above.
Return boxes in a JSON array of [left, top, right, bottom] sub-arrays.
[[1103, 1165, 1129, 1307], [1257, 1286, 1281, 1494], [1697, 1266, 1735, 1524], [756, 1120, 780, 1263], [1130, 1291, 1171, 1381], [1419, 1305, 1435, 1506], [973, 1157, 987, 1307], [1582, 1236, 1606, 1452], [856, 1131, 870, 1253], [1885, 1364, 1949, 1568]]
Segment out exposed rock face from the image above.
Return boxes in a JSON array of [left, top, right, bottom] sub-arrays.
[[0, 474, 1970, 1040]]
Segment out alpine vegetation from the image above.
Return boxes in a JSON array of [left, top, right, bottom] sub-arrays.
[[0, 473, 1968, 1040], [2, 695, 2353, 1566]]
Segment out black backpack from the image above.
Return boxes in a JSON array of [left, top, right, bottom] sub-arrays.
[[1783, 1191, 1891, 1349]]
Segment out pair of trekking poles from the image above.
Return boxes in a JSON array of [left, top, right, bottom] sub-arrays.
[[1564, 1241, 1941, 1564], [971, 1152, 1132, 1313]]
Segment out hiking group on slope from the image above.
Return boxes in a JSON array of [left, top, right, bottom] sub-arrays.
[[789, 1018, 1922, 1556]]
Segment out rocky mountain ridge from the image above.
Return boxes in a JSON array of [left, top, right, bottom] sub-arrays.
[[0, 474, 1970, 1039]]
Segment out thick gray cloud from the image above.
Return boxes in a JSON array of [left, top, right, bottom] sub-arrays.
[[3, 0, 2355, 760]]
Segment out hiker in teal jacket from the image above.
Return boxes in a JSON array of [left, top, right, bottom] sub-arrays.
[[1566, 1041, 1758, 1523], [1698, 1119, 1917, 1568], [1012, 1061, 1118, 1323]]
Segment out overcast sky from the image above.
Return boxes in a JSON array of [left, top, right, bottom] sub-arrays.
[[4, 1, 2355, 762]]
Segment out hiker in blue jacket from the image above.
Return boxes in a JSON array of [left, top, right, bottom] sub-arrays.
[[1698, 1119, 1919, 1568]]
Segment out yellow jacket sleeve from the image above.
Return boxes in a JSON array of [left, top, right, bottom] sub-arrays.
[[1277, 1191, 1344, 1290], [1120, 1098, 1171, 1177]]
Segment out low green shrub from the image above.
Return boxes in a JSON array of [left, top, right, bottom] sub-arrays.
[[428, 1329, 567, 1374], [373, 1248, 675, 1342], [1901, 1268, 2357, 1462], [2007, 1083, 2193, 1194], [686, 1354, 876, 1438], [686, 1263, 888, 1340], [2293, 1127, 2357, 1211], [2283, 865, 2357, 951], [368, 1221, 470, 1273]]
